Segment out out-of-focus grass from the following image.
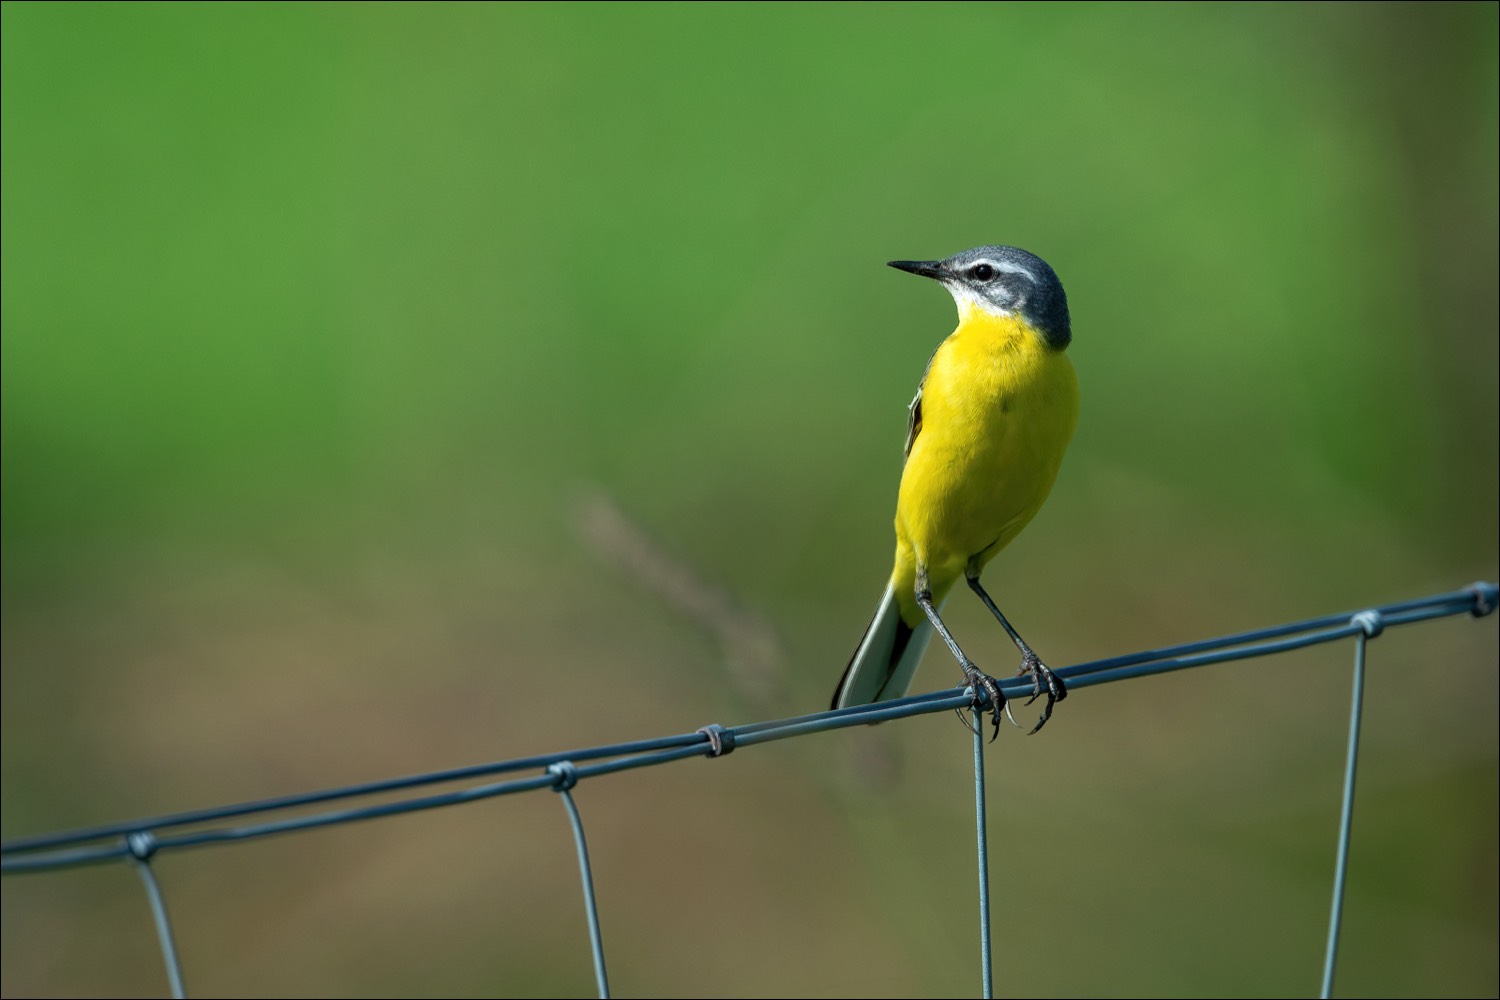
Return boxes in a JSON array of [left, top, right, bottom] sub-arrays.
[[3, 4, 1496, 997]]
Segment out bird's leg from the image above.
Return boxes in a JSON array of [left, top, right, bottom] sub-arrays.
[[914, 572, 1005, 741], [965, 569, 1067, 735]]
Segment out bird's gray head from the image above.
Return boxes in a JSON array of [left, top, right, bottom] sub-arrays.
[[888, 245, 1071, 349]]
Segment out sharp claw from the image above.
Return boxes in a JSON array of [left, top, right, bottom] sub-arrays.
[[953, 705, 982, 737], [1027, 691, 1056, 735], [979, 675, 1003, 743], [1016, 653, 1068, 735], [1019, 652, 1043, 704], [957, 668, 1007, 742]]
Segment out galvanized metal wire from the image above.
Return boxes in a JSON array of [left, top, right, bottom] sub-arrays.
[[126, 833, 186, 1000], [3, 582, 1495, 998], [1320, 610, 1379, 998], [549, 762, 610, 999], [972, 706, 995, 999]]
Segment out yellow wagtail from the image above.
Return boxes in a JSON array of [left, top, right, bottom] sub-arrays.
[[831, 246, 1079, 736]]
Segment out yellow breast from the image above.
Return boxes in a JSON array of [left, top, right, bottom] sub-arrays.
[[891, 307, 1079, 620]]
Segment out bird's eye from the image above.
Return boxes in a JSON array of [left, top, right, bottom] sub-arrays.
[[970, 263, 995, 282]]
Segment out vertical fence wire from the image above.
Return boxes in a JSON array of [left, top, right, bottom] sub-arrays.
[[1321, 612, 1378, 997], [126, 833, 187, 1000], [972, 705, 995, 999], [549, 763, 610, 999]]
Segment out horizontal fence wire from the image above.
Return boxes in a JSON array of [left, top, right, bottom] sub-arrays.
[[4, 582, 1495, 872], [2, 582, 1496, 1000]]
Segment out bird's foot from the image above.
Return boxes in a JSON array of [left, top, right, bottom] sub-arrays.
[[1018, 652, 1067, 735], [958, 664, 1007, 742]]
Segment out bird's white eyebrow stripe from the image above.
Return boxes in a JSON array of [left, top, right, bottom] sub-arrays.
[[970, 259, 1037, 282]]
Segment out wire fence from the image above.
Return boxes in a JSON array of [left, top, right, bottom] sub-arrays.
[[3, 582, 1496, 998]]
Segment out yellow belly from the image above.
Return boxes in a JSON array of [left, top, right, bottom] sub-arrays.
[[890, 310, 1079, 625]]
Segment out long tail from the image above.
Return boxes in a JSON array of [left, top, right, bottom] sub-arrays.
[[831, 583, 936, 710]]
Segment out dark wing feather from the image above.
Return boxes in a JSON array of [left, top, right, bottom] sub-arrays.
[[904, 385, 922, 462], [903, 350, 938, 462]]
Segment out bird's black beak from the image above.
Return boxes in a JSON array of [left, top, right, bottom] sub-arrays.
[[887, 259, 948, 280]]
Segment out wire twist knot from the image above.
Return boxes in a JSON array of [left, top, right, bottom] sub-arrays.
[[125, 831, 158, 861], [1468, 582, 1497, 618], [1350, 610, 1383, 638], [697, 724, 735, 758], [547, 761, 580, 792]]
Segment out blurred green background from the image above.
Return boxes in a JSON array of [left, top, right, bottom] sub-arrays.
[[3, 3, 1496, 997]]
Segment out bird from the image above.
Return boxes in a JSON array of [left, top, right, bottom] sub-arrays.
[[831, 245, 1079, 737]]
